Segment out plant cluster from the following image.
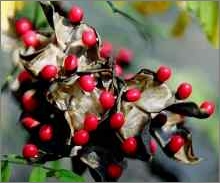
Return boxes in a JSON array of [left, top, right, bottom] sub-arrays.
[[2, 2, 215, 182]]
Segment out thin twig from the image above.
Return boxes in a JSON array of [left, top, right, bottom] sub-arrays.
[[106, 1, 151, 42]]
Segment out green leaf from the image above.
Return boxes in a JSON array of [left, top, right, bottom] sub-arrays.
[[55, 169, 85, 182], [185, 1, 219, 48], [3, 154, 26, 164], [1, 161, 11, 182], [50, 160, 61, 170], [29, 167, 47, 182]]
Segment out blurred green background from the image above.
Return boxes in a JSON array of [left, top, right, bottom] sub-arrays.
[[1, 1, 219, 182]]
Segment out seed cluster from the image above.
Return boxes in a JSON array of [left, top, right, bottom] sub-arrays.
[[11, 3, 215, 181]]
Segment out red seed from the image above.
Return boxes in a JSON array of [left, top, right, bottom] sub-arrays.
[[125, 88, 141, 102], [99, 91, 115, 109], [156, 65, 172, 83], [116, 48, 133, 64], [22, 30, 40, 48], [15, 17, 33, 35], [110, 112, 125, 130], [115, 64, 123, 77], [84, 114, 99, 131], [21, 117, 40, 129], [39, 124, 53, 142], [73, 129, 89, 146], [200, 101, 215, 116], [121, 137, 137, 154], [176, 82, 192, 99], [167, 135, 185, 153], [149, 139, 157, 155], [18, 70, 32, 83], [22, 144, 38, 159], [64, 54, 78, 72], [68, 5, 84, 24], [100, 41, 113, 59], [22, 90, 38, 112], [78, 75, 96, 92], [40, 65, 57, 81], [107, 164, 123, 179], [82, 29, 97, 47]]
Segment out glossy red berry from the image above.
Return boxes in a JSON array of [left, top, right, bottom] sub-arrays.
[[116, 48, 133, 65], [39, 124, 53, 142], [22, 90, 38, 112], [73, 129, 89, 146], [115, 64, 123, 77], [176, 82, 192, 99], [15, 17, 33, 35], [100, 41, 113, 59], [200, 101, 215, 116], [110, 112, 125, 130], [40, 65, 57, 81], [107, 164, 123, 179], [99, 91, 115, 109], [18, 70, 32, 83], [22, 144, 38, 159], [167, 135, 185, 153], [82, 29, 97, 47], [121, 137, 137, 154], [84, 114, 99, 131], [21, 117, 40, 129], [125, 88, 141, 102], [149, 139, 157, 155], [64, 54, 78, 72], [22, 30, 39, 48], [68, 5, 84, 24], [78, 75, 96, 92], [156, 65, 172, 83]]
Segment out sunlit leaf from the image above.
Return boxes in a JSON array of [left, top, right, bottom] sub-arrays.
[[182, 1, 219, 48]]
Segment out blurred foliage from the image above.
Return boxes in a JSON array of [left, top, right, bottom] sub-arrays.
[[130, 1, 219, 48], [1, 1, 25, 32], [132, 1, 171, 15], [1, 161, 12, 182], [171, 10, 191, 38], [182, 1, 219, 48]]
